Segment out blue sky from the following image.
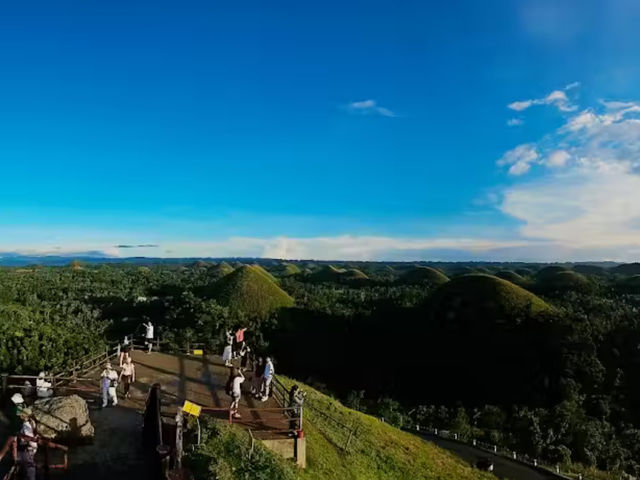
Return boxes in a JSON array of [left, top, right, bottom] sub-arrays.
[[2, 0, 640, 261]]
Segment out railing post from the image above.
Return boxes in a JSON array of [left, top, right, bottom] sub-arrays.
[[344, 426, 357, 451], [175, 409, 184, 469], [44, 444, 50, 480]]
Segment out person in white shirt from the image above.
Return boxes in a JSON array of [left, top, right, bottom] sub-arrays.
[[36, 372, 53, 398], [261, 357, 274, 402], [18, 408, 38, 480], [143, 322, 154, 354], [118, 357, 136, 399], [229, 369, 245, 419], [100, 362, 119, 407]]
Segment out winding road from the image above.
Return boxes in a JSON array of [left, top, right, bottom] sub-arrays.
[[419, 434, 566, 480]]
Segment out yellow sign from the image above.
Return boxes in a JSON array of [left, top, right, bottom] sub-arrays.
[[183, 400, 202, 417], [192, 349, 203, 356]]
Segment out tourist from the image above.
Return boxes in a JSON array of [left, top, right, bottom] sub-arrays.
[[229, 368, 245, 420], [36, 372, 53, 398], [9, 393, 25, 434], [288, 385, 306, 433], [250, 356, 264, 397], [261, 357, 274, 401], [119, 356, 135, 399], [17, 408, 37, 480], [239, 343, 250, 371], [119, 335, 132, 367], [143, 321, 154, 353], [234, 326, 247, 357], [100, 362, 119, 407], [222, 342, 233, 368]]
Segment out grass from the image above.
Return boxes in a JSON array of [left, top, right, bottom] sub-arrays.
[[400, 266, 449, 285], [535, 265, 570, 279], [308, 265, 369, 283], [186, 377, 495, 480], [428, 274, 554, 325], [212, 265, 294, 317], [282, 376, 495, 480], [210, 261, 235, 278], [494, 270, 526, 285], [536, 271, 592, 293]]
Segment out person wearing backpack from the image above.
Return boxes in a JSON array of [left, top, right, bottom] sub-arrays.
[[100, 362, 118, 407]]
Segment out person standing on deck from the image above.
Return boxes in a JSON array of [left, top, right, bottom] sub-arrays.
[[223, 330, 234, 366], [17, 408, 38, 480], [119, 356, 136, 399], [234, 327, 247, 357], [260, 357, 274, 402], [143, 321, 154, 354], [239, 343, 250, 372], [229, 369, 245, 419], [119, 335, 132, 367], [251, 357, 264, 397], [100, 362, 118, 407], [36, 372, 53, 398]]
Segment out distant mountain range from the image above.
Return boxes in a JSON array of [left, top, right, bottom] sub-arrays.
[[0, 252, 624, 268]]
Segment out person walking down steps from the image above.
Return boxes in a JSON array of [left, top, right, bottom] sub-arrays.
[[119, 356, 135, 399], [100, 362, 118, 407]]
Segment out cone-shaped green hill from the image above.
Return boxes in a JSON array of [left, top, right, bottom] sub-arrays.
[[400, 266, 449, 285], [212, 265, 294, 317], [428, 274, 553, 326]]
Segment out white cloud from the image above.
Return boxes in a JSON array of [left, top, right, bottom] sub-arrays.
[[498, 92, 640, 256], [508, 84, 578, 113], [545, 150, 571, 168], [497, 144, 539, 175], [507, 118, 523, 126], [346, 99, 397, 117]]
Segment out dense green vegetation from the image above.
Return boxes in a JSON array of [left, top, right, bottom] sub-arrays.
[[1, 260, 640, 477]]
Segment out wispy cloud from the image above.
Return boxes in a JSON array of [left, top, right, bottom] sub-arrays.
[[346, 99, 397, 117], [507, 118, 524, 127], [116, 244, 159, 249], [497, 144, 539, 175], [508, 83, 579, 112]]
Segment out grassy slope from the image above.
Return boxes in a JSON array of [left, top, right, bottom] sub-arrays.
[[400, 266, 449, 285], [278, 377, 494, 480], [429, 274, 553, 324], [213, 265, 294, 317]]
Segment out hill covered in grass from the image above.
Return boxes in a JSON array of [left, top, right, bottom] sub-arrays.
[[610, 263, 640, 275], [399, 266, 449, 285], [212, 265, 294, 317], [494, 270, 527, 285], [307, 265, 369, 283], [186, 377, 495, 480], [209, 261, 235, 279], [536, 271, 592, 293], [428, 274, 553, 326]]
